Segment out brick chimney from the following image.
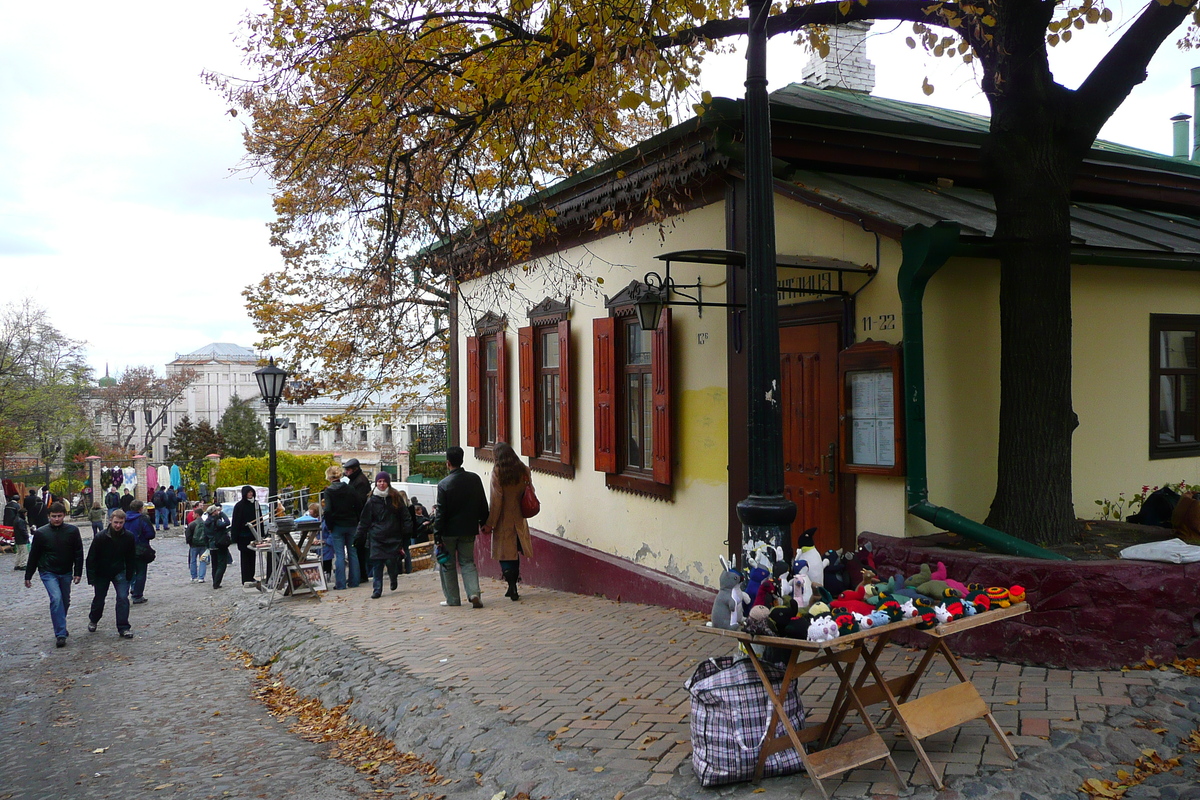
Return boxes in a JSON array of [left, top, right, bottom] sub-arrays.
[[801, 21, 875, 94]]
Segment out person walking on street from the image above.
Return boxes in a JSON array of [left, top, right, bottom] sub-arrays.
[[433, 447, 489, 608], [124, 500, 156, 604], [5, 493, 30, 571], [88, 502, 105, 536], [23, 501, 83, 648], [185, 502, 208, 584], [84, 509, 136, 639], [355, 472, 411, 599], [153, 486, 169, 531], [165, 486, 178, 528], [323, 463, 369, 590], [104, 486, 120, 521], [24, 488, 46, 530], [231, 485, 261, 588], [204, 504, 233, 589], [484, 442, 535, 602], [119, 489, 133, 513], [340, 459, 372, 584]]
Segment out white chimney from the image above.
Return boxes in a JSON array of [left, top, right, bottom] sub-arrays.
[[801, 21, 875, 94]]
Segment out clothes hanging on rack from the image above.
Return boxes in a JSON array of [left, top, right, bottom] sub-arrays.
[[123, 467, 137, 490], [146, 467, 158, 493], [157, 464, 171, 488], [170, 464, 182, 489]]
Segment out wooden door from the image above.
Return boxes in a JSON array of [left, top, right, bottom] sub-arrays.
[[780, 322, 841, 554]]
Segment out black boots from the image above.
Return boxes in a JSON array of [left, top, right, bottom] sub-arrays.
[[502, 566, 520, 601]]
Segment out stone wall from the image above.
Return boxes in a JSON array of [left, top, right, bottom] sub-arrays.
[[861, 532, 1200, 670]]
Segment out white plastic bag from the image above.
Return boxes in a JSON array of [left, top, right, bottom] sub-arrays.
[[1118, 537, 1200, 564]]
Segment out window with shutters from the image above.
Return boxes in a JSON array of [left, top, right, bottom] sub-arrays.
[[519, 299, 573, 477], [1151, 314, 1200, 459], [465, 313, 508, 458], [593, 282, 671, 500]]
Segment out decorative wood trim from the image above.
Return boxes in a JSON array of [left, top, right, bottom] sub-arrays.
[[495, 330, 509, 446], [529, 456, 575, 479], [592, 317, 617, 473], [518, 326, 535, 457], [651, 307, 672, 485], [528, 297, 570, 323], [605, 472, 673, 501], [465, 335, 481, 448], [558, 319, 573, 467], [475, 311, 507, 336]]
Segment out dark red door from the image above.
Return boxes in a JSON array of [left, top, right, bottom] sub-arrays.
[[780, 322, 841, 553]]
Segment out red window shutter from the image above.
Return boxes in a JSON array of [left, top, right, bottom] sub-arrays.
[[465, 335, 481, 448], [592, 317, 616, 473], [558, 319, 572, 466], [496, 330, 509, 446], [518, 326, 535, 456], [651, 308, 672, 485]]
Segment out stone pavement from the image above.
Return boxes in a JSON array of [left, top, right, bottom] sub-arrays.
[[0, 529, 439, 800], [231, 564, 1200, 800]]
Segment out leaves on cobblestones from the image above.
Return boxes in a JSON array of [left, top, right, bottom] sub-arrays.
[[1126, 657, 1200, 677], [240, 651, 446, 797], [1079, 749, 1183, 798]]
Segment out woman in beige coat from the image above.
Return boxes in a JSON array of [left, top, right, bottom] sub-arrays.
[[485, 442, 534, 601]]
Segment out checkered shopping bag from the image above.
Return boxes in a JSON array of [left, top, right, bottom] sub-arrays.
[[685, 655, 805, 787]]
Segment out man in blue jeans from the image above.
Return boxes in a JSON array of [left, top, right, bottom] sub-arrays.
[[23, 502, 84, 648], [432, 447, 489, 608], [322, 463, 367, 589]]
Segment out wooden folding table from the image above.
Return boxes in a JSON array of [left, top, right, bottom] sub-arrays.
[[831, 602, 1029, 789], [698, 617, 921, 799]]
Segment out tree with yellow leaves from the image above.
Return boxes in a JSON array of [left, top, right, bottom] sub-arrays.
[[213, 0, 1200, 544]]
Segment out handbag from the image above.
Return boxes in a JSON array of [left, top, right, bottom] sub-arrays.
[[519, 482, 540, 518], [135, 541, 157, 564]]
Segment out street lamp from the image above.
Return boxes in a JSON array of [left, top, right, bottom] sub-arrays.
[[254, 357, 289, 502], [735, 0, 796, 559]]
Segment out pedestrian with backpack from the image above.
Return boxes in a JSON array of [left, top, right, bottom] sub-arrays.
[[184, 502, 208, 584], [203, 504, 232, 589], [124, 500, 156, 604]]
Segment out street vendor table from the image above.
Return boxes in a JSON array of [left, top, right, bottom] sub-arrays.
[[829, 601, 1029, 790], [699, 616, 921, 799], [263, 525, 323, 605]]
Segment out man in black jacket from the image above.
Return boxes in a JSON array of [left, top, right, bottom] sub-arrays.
[[433, 447, 489, 608], [341, 458, 372, 584], [85, 509, 136, 638], [104, 486, 120, 521], [23, 502, 84, 648]]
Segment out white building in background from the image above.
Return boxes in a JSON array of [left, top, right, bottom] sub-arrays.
[[96, 342, 445, 463]]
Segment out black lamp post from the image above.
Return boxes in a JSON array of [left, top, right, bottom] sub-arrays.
[[253, 357, 289, 502], [735, 0, 796, 558]]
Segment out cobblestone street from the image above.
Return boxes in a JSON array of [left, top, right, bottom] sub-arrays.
[[0, 529, 434, 800]]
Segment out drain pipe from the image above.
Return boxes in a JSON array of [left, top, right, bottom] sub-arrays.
[[898, 222, 1069, 560]]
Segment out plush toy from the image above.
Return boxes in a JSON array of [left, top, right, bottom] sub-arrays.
[[869, 608, 891, 628], [835, 613, 860, 636], [768, 604, 796, 635], [808, 600, 831, 617], [933, 604, 954, 624], [745, 567, 770, 607], [831, 587, 875, 616], [943, 600, 965, 620], [986, 587, 1012, 608], [744, 605, 773, 636], [796, 528, 826, 587], [791, 568, 813, 608], [807, 615, 839, 643], [783, 615, 812, 639], [905, 563, 933, 588], [753, 577, 776, 608], [853, 611, 876, 630], [1009, 585, 1027, 604], [899, 598, 919, 618], [823, 550, 850, 596], [710, 570, 743, 630], [916, 579, 961, 601], [929, 561, 948, 582], [965, 590, 991, 612], [943, 577, 971, 596], [865, 576, 897, 604], [844, 541, 876, 589], [879, 600, 904, 623], [960, 598, 978, 616]]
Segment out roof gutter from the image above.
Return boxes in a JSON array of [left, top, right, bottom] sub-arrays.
[[897, 222, 1069, 560]]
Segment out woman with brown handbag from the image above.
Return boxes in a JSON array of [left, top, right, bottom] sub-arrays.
[[484, 442, 534, 601]]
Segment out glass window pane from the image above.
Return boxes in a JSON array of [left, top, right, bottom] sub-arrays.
[[541, 373, 559, 455], [627, 374, 641, 468], [1160, 330, 1196, 369], [1182, 374, 1197, 443], [642, 374, 653, 469], [541, 331, 559, 368], [486, 339, 497, 371], [485, 376, 497, 443], [626, 322, 651, 365], [1160, 375, 1177, 443]]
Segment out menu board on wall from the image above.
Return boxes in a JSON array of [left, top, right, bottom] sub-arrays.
[[846, 369, 896, 467]]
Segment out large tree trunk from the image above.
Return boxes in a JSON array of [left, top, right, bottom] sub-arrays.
[[979, 22, 1082, 545]]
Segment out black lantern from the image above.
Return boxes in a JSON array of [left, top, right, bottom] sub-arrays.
[[633, 283, 667, 332], [253, 357, 290, 503]]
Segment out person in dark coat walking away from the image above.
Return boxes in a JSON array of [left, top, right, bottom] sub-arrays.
[[355, 472, 412, 599], [24, 488, 46, 530], [184, 502, 208, 584], [23, 501, 83, 647], [5, 493, 30, 571], [88, 501, 105, 535], [124, 500, 156, 604], [85, 509, 136, 638], [323, 463, 369, 589], [204, 504, 233, 589], [231, 485, 261, 588], [341, 459, 372, 583], [153, 486, 168, 530], [432, 447, 489, 608], [484, 442, 535, 601]]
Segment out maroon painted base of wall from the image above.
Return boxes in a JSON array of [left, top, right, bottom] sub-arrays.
[[861, 531, 1200, 670], [472, 528, 716, 614]]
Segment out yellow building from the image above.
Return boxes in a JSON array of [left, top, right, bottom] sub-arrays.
[[440, 82, 1200, 609]]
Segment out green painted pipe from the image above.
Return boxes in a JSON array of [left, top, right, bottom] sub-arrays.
[[897, 223, 1069, 560]]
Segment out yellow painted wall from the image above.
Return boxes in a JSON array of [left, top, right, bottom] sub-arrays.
[[1073, 264, 1200, 511], [456, 203, 732, 588]]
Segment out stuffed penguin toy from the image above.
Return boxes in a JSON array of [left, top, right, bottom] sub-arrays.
[[796, 528, 825, 587]]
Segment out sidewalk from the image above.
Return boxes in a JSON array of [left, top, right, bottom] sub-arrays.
[[242, 568, 1200, 799]]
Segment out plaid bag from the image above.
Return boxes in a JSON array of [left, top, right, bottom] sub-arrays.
[[685, 655, 805, 787]]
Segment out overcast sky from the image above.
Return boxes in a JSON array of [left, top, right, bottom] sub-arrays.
[[1, 2, 1196, 381]]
